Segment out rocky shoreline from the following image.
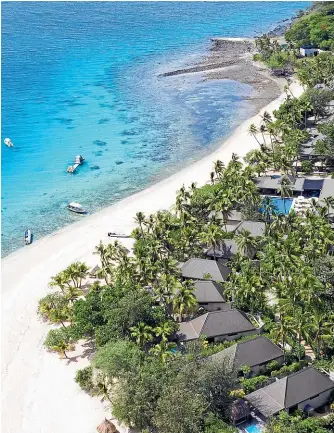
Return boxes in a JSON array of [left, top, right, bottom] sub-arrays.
[[161, 38, 284, 113]]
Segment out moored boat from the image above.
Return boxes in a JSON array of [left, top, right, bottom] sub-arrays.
[[4, 138, 14, 147], [24, 229, 32, 245], [67, 155, 85, 173], [67, 202, 86, 214]]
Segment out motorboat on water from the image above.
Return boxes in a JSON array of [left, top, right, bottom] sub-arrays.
[[67, 202, 87, 214], [4, 138, 14, 147], [67, 155, 85, 173], [24, 229, 32, 245]]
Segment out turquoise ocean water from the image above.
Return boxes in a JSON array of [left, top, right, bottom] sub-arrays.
[[1, 2, 308, 256]]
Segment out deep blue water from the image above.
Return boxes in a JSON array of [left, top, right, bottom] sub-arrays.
[[1, 2, 309, 256]]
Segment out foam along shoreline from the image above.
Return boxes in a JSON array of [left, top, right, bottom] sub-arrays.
[[1, 80, 303, 433]]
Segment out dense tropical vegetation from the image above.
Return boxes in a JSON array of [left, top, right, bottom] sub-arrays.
[[37, 4, 334, 433]]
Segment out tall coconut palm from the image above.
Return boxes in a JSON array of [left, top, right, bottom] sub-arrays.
[[154, 321, 174, 342], [134, 211, 146, 238], [49, 271, 70, 294], [130, 322, 154, 347], [276, 177, 293, 214], [262, 196, 278, 228], [66, 261, 89, 289], [201, 223, 225, 260], [94, 241, 109, 269], [248, 123, 261, 146], [149, 341, 177, 363], [308, 308, 334, 359], [213, 160, 225, 179], [323, 196, 334, 223], [172, 281, 197, 320], [235, 229, 259, 258], [271, 300, 294, 360], [259, 124, 267, 147]]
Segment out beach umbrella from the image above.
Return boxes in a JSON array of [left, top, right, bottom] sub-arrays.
[[96, 418, 117, 433]]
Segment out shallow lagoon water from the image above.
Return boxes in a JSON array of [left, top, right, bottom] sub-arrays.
[[1, 2, 309, 256]]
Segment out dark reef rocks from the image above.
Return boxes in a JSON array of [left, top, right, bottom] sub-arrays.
[[93, 140, 107, 147], [98, 118, 110, 124]]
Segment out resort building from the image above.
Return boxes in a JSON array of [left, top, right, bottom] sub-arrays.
[[204, 239, 257, 263], [179, 258, 231, 283], [193, 280, 232, 312], [245, 367, 334, 418], [211, 336, 284, 375], [299, 132, 334, 170], [235, 220, 266, 237], [177, 309, 259, 343], [255, 175, 334, 204], [299, 46, 320, 57], [210, 210, 243, 226], [231, 399, 251, 426]]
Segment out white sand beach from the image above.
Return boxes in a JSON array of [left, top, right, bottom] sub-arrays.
[[1, 81, 303, 433]]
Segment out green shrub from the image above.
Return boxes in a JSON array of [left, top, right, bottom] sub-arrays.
[[301, 160, 313, 174], [75, 366, 94, 393], [253, 53, 262, 62], [240, 375, 270, 394], [270, 361, 306, 378], [266, 360, 280, 373]]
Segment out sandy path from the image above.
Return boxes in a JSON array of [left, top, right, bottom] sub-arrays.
[[1, 81, 303, 433]]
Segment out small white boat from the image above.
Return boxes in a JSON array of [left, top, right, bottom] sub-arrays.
[[4, 138, 14, 147], [67, 202, 86, 214], [24, 229, 32, 245], [67, 155, 85, 173]]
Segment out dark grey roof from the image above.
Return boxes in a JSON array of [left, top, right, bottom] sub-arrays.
[[177, 309, 256, 341], [193, 280, 226, 303], [303, 179, 324, 190], [235, 221, 266, 237], [209, 210, 243, 223], [319, 179, 334, 214], [300, 133, 325, 156], [205, 240, 238, 259], [180, 258, 231, 282], [320, 179, 334, 200], [205, 239, 256, 260], [245, 367, 334, 417], [212, 336, 283, 369], [254, 176, 305, 192], [229, 210, 243, 222]]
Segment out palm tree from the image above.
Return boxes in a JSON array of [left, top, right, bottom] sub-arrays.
[[248, 123, 261, 146], [235, 229, 259, 258], [49, 271, 70, 294], [270, 300, 294, 360], [262, 196, 278, 227], [276, 177, 292, 214], [323, 196, 334, 223], [201, 223, 225, 260], [129, 322, 154, 347], [213, 160, 225, 179], [149, 341, 177, 363], [172, 281, 197, 320], [94, 241, 109, 269], [154, 321, 174, 342], [308, 308, 334, 359], [134, 211, 146, 238], [259, 124, 267, 147]]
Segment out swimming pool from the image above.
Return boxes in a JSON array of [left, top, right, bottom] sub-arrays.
[[261, 196, 294, 215], [245, 423, 263, 433], [239, 420, 264, 433]]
